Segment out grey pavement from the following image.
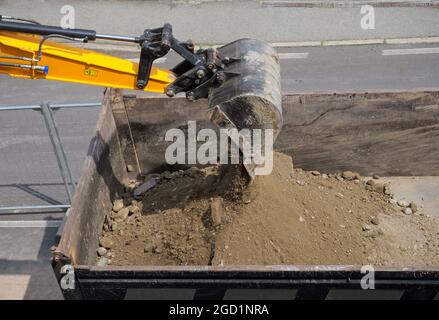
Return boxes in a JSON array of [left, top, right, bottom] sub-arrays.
[[1, 0, 439, 43], [1, 41, 439, 299]]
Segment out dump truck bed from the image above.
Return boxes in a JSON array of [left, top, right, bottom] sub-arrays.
[[53, 88, 439, 300]]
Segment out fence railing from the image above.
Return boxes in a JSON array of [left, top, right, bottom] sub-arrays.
[[0, 102, 101, 214]]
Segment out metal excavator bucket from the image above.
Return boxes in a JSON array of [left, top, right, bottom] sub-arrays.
[[208, 39, 283, 179]]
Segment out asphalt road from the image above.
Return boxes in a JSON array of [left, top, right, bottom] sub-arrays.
[[2, 0, 439, 43], [1, 41, 439, 299]]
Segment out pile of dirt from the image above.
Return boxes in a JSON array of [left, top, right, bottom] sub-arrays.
[[97, 152, 439, 267]]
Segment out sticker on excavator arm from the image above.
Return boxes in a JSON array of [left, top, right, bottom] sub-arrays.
[[84, 68, 98, 77]]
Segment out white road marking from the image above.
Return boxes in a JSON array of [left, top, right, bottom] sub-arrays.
[[0, 220, 62, 228], [382, 47, 439, 56], [278, 52, 309, 59]]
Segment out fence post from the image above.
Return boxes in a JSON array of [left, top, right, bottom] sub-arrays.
[[40, 103, 76, 203]]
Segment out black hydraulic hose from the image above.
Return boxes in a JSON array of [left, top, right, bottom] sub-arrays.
[[0, 21, 97, 41]]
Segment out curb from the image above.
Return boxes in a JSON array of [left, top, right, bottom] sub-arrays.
[[262, 0, 439, 8], [73, 36, 439, 51]]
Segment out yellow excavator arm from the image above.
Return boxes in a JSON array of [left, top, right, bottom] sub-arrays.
[[0, 31, 174, 93], [0, 16, 284, 180]]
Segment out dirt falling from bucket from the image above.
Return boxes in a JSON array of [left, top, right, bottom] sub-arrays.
[[98, 152, 439, 267]]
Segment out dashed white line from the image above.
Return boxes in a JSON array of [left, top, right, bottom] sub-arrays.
[[382, 47, 439, 56], [278, 52, 309, 59], [0, 220, 62, 228]]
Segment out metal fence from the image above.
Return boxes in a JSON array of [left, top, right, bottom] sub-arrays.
[[0, 102, 101, 214]]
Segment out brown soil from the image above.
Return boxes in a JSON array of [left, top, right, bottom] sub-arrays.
[[98, 152, 439, 267]]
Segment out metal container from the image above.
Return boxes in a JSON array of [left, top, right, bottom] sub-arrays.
[[53, 88, 439, 300]]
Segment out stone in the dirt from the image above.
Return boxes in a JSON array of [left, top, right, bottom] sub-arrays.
[[322, 174, 328, 179], [112, 207, 130, 222], [99, 237, 114, 249], [186, 167, 201, 178], [366, 179, 375, 186], [97, 247, 107, 256], [362, 224, 372, 231], [409, 203, 418, 213], [336, 193, 344, 199], [311, 171, 320, 176], [384, 185, 392, 195], [126, 164, 135, 172], [365, 229, 383, 238], [134, 178, 158, 197], [397, 199, 409, 207], [370, 216, 380, 225], [96, 257, 109, 267], [296, 180, 305, 186], [152, 246, 162, 254], [372, 174, 380, 179], [210, 197, 224, 227], [144, 244, 153, 253], [161, 171, 174, 179], [403, 207, 413, 215], [342, 171, 357, 180], [372, 182, 386, 193], [112, 199, 124, 212]]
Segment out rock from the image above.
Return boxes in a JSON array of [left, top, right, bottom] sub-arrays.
[[370, 216, 380, 225], [96, 257, 109, 267], [336, 175, 344, 181], [99, 237, 114, 249], [371, 182, 386, 193], [342, 171, 357, 181], [322, 174, 328, 179], [144, 244, 153, 253], [362, 224, 372, 231], [97, 247, 107, 256], [210, 197, 224, 227], [372, 174, 380, 179], [311, 170, 320, 176], [112, 199, 124, 212], [389, 199, 397, 205], [296, 180, 305, 186], [335, 192, 344, 199], [397, 199, 409, 207], [126, 164, 135, 172], [152, 246, 162, 254], [128, 205, 140, 215], [161, 171, 174, 179], [111, 222, 119, 231], [353, 179, 360, 184], [409, 202, 418, 213], [383, 185, 392, 195], [186, 167, 201, 178], [365, 229, 383, 238], [134, 178, 158, 197], [403, 207, 413, 215], [112, 207, 130, 222], [366, 179, 375, 186]]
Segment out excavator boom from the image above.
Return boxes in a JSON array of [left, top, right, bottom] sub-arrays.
[[0, 31, 174, 92], [0, 17, 282, 178]]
